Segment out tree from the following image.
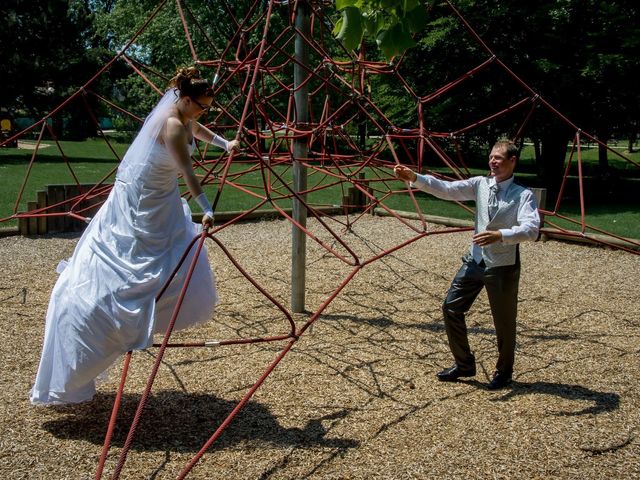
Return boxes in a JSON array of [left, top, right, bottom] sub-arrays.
[[333, 0, 429, 59], [90, 0, 273, 121], [356, 0, 639, 197], [0, 0, 105, 138], [568, 1, 640, 173]]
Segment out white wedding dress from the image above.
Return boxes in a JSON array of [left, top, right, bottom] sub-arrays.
[[30, 96, 218, 405]]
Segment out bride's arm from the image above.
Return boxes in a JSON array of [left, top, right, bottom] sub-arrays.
[[165, 117, 203, 198], [192, 121, 239, 152], [165, 118, 214, 229]]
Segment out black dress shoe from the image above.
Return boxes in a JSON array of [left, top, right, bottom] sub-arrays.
[[436, 364, 476, 381], [487, 370, 512, 390]]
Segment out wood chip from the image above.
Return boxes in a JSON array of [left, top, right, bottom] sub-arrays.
[[1, 216, 638, 478]]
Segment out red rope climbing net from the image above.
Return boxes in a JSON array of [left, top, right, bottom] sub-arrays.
[[3, 1, 639, 478]]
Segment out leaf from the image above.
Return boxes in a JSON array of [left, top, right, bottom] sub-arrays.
[[332, 17, 344, 36], [376, 22, 416, 60], [363, 12, 386, 37], [335, 0, 360, 10], [403, 0, 421, 13], [404, 3, 428, 32], [335, 6, 364, 51], [381, 0, 400, 9]]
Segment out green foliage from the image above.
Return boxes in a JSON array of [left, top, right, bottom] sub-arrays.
[[0, 0, 106, 135], [88, 1, 270, 126], [91, 0, 194, 113], [333, 0, 429, 59], [334, 7, 365, 51], [386, 0, 640, 181], [4, 0, 639, 199], [376, 21, 416, 59]]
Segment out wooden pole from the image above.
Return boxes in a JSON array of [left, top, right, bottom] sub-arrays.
[[37, 191, 48, 234], [531, 187, 547, 228]]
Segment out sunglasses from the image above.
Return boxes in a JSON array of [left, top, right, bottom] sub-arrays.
[[192, 98, 213, 112]]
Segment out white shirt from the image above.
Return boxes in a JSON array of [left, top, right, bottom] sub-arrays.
[[412, 174, 540, 262]]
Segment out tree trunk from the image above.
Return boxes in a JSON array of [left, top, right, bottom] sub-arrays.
[[358, 117, 366, 151], [538, 130, 570, 204], [598, 140, 609, 174], [596, 127, 610, 174], [532, 137, 541, 166]]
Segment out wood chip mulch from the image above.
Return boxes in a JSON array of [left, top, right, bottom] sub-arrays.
[[0, 215, 638, 479]]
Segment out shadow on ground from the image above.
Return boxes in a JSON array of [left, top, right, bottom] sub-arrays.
[[490, 380, 620, 416], [41, 391, 359, 453]]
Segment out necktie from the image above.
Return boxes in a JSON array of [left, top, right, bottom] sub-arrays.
[[488, 184, 499, 219]]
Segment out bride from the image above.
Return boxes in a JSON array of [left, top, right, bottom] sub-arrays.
[[30, 67, 239, 405]]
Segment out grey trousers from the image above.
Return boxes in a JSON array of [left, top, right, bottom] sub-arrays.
[[442, 255, 520, 374]]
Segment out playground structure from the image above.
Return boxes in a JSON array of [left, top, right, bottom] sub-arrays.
[[1, 1, 639, 478]]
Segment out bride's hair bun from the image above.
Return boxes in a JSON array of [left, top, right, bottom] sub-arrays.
[[168, 66, 213, 98]]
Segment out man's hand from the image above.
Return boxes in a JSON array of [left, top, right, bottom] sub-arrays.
[[473, 230, 502, 246], [202, 213, 214, 232], [394, 165, 417, 183]]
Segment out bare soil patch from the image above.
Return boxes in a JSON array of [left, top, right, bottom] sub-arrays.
[[16, 140, 51, 150]]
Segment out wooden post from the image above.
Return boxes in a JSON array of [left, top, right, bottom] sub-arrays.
[[87, 185, 101, 219], [18, 216, 29, 236], [531, 187, 547, 228], [357, 172, 368, 210], [47, 185, 65, 233], [347, 186, 357, 213], [342, 194, 350, 215], [65, 184, 80, 231], [27, 201, 38, 234], [531, 187, 547, 209], [366, 184, 373, 213], [37, 190, 48, 234]]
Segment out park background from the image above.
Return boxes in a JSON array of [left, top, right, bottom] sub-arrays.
[[1, 0, 639, 239], [1, 1, 639, 479]]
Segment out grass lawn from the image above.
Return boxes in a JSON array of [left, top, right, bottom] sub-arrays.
[[518, 143, 640, 174], [383, 193, 640, 240], [2, 138, 639, 239]]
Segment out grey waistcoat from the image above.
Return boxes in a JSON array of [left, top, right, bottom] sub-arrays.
[[474, 177, 528, 268]]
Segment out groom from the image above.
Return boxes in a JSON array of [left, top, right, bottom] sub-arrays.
[[394, 141, 540, 389]]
